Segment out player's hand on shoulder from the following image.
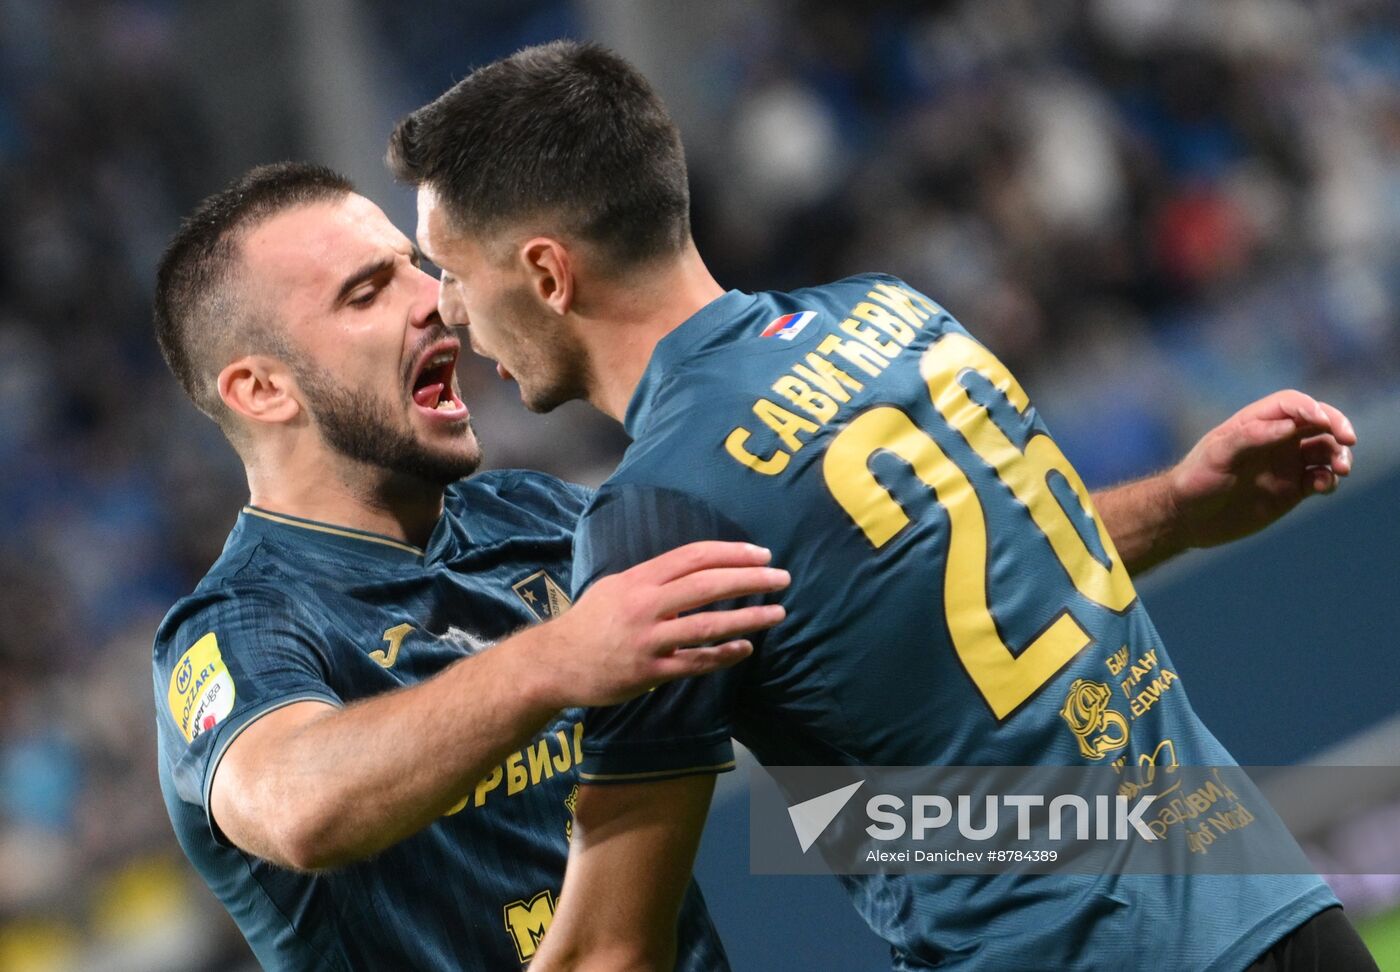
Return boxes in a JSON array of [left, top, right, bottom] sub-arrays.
[[536, 541, 789, 707], [1167, 389, 1357, 549]]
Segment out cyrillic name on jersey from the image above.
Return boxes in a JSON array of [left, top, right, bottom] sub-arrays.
[[724, 283, 942, 475]]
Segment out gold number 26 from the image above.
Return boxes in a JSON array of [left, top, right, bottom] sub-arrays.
[[823, 333, 1137, 720]]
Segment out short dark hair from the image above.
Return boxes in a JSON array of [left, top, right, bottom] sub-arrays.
[[387, 40, 690, 267], [153, 161, 354, 428]]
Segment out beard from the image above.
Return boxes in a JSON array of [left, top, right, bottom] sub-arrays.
[[518, 360, 584, 414], [295, 363, 481, 487], [497, 285, 591, 414]]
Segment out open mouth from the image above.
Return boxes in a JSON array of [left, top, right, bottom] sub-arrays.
[[410, 345, 467, 418]]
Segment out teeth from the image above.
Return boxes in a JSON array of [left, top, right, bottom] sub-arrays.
[[426, 352, 454, 367], [436, 398, 456, 410]]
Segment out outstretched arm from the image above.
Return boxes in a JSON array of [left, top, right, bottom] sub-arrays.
[[1092, 390, 1356, 574], [209, 541, 787, 871], [530, 775, 716, 972]]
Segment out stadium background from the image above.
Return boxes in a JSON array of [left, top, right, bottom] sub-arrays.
[[0, 0, 1397, 968]]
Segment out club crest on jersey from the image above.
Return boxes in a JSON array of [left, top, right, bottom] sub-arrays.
[[512, 570, 572, 621], [167, 632, 236, 743], [760, 310, 818, 341]]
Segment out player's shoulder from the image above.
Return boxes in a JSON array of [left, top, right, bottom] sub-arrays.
[[787, 269, 914, 302], [708, 271, 917, 349], [448, 468, 593, 517], [618, 271, 950, 470], [787, 270, 949, 322], [662, 271, 938, 388], [572, 479, 753, 590], [154, 507, 326, 650], [153, 577, 306, 665], [581, 477, 725, 523], [445, 469, 593, 535], [626, 270, 906, 399]]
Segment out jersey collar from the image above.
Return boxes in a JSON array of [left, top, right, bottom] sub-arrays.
[[623, 288, 758, 439], [240, 506, 426, 562]]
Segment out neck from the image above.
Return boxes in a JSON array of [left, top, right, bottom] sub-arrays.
[[245, 446, 445, 549], [582, 242, 725, 422]]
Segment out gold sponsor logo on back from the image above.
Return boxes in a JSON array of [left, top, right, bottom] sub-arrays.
[[1059, 678, 1129, 760]]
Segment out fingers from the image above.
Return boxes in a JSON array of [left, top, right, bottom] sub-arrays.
[[656, 603, 787, 652], [656, 565, 791, 616], [1316, 400, 1357, 446], [1303, 466, 1338, 496], [1245, 416, 1318, 447], [1300, 434, 1353, 476], [1243, 391, 1356, 447], [627, 541, 773, 585], [1270, 390, 1330, 428], [652, 640, 755, 680]]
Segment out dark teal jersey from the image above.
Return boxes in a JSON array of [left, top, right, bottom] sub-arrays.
[[572, 276, 1336, 970], [153, 470, 727, 971]]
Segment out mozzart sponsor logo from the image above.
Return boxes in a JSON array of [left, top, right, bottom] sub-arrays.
[[167, 632, 236, 743], [788, 780, 1158, 854]]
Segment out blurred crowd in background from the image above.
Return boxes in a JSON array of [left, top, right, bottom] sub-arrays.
[[0, 0, 1396, 968]]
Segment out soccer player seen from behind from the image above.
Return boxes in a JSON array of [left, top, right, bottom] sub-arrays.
[[149, 163, 793, 969], [392, 42, 1374, 971]]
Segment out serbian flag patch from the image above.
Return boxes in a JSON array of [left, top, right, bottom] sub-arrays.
[[760, 310, 818, 341]]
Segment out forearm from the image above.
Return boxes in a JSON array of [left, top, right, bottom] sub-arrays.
[[216, 540, 785, 871], [531, 939, 674, 972], [1092, 473, 1189, 576], [533, 777, 714, 971], [243, 624, 566, 869]]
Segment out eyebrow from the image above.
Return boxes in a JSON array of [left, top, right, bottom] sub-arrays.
[[332, 256, 395, 307]]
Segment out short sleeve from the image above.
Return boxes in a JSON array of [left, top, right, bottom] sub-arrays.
[[571, 484, 759, 784], [153, 585, 341, 843]]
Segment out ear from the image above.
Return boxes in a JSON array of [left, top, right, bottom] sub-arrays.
[[217, 355, 302, 428], [519, 237, 574, 315]]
